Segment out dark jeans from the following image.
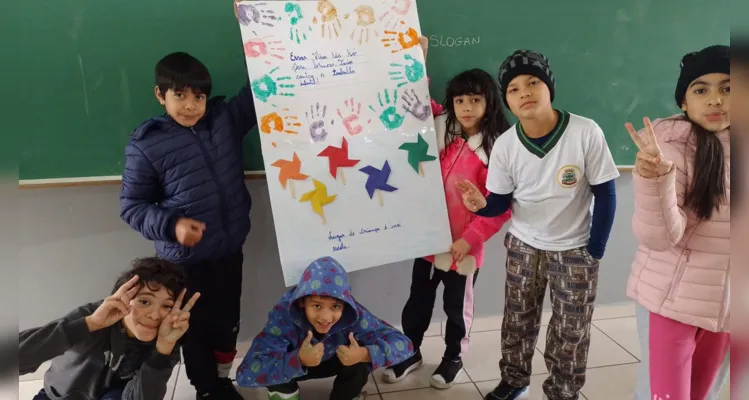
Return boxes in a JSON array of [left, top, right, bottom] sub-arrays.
[[180, 251, 244, 393], [266, 357, 369, 400], [34, 388, 122, 400]]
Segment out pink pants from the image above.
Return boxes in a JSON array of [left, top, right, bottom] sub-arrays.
[[650, 312, 730, 400]]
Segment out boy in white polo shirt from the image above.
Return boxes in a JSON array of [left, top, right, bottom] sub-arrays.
[[458, 50, 619, 400]]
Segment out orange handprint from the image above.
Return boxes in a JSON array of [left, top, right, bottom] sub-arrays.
[[260, 109, 301, 135], [243, 32, 285, 65], [381, 21, 420, 54], [312, 0, 342, 39]]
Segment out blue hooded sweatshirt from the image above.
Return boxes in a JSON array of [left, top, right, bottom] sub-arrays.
[[236, 257, 414, 387]]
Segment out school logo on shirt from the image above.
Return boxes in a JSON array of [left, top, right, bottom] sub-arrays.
[[557, 165, 581, 188]]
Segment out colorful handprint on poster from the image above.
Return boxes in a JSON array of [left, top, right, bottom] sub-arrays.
[[236, 0, 450, 285]]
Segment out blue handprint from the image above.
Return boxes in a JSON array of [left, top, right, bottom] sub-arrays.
[[388, 54, 425, 88], [251, 67, 295, 103], [285, 2, 312, 44], [369, 89, 405, 130]]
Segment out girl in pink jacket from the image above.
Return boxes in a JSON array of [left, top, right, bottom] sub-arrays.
[[381, 69, 511, 389], [625, 45, 730, 400]]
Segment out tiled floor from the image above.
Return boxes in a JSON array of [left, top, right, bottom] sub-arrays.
[[19, 302, 730, 399]]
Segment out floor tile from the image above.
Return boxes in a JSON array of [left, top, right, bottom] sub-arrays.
[[592, 303, 636, 320], [536, 325, 638, 368], [373, 336, 470, 393], [580, 364, 638, 400], [592, 317, 641, 359], [475, 374, 548, 399], [236, 374, 379, 400], [470, 315, 503, 332], [19, 380, 43, 398], [392, 321, 441, 338], [20, 361, 50, 382], [380, 382, 483, 399], [462, 331, 547, 382]]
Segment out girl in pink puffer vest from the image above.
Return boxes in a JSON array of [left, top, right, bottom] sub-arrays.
[[382, 68, 511, 389], [625, 45, 730, 400]]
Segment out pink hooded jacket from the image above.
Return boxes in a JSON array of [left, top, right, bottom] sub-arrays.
[[627, 115, 730, 332], [423, 113, 511, 276]]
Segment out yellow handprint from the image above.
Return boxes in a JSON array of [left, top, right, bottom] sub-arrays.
[[312, 0, 342, 39], [345, 5, 378, 45]]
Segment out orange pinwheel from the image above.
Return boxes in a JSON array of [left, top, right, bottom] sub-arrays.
[[271, 152, 309, 198]]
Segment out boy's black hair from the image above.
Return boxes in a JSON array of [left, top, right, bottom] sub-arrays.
[[155, 52, 212, 97], [112, 257, 187, 299], [442, 69, 511, 160]]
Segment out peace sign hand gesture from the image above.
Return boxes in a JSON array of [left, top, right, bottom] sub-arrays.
[[156, 289, 200, 354], [625, 117, 674, 179], [85, 275, 141, 332], [456, 180, 487, 212]]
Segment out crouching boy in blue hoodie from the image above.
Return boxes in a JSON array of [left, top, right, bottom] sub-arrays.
[[236, 257, 414, 400]]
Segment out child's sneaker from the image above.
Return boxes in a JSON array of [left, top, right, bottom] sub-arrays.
[[267, 388, 300, 400], [219, 378, 244, 400], [381, 350, 423, 383], [352, 391, 368, 400], [483, 381, 529, 399], [196, 379, 243, 400], [429, 358, 464, 390]]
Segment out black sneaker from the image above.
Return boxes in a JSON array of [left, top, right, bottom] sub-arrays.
[[429, 358, 464, 389], [381, 350, 423, 383], [196, 379, 244, 400], [483, 381, 529, 400], [219, 378, 244, 400]]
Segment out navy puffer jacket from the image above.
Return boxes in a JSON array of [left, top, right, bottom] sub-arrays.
[[119, 87, 256, 265]]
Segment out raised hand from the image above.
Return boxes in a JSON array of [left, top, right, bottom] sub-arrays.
[[456, 180, 487, 212], [625, 117, 673, 179], [299, 331, 325, 367], [419, 35, 429, 60], [175, 218, 205, 247], [157, 289, 200, 350], [336, 332, 365, 366], [85, 275, 140, 332]]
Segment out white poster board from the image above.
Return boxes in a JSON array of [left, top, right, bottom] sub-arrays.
[[237, 0, 451, 285]]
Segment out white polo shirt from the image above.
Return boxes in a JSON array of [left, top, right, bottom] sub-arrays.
[[486, 110, 619, 251]]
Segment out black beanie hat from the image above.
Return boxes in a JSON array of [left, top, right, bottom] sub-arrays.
[[674, 45, 730, 107], [498, 50, 556, 105]]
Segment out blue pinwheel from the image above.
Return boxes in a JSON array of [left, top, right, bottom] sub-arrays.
[[359, 161, 398, 206]]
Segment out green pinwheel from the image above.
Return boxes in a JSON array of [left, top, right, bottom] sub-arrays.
[[398, 133, 437, 176]]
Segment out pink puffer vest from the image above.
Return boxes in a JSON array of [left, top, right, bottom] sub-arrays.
[[627, 115, 730, 332]]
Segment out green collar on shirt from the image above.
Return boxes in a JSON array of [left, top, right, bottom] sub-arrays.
[[517, 109, 570, 158]]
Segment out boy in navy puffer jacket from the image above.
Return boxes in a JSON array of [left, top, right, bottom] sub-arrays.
[[119, 51, 255, 400]]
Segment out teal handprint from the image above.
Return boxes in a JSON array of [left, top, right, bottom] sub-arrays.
[[251, 67, 295, 103], [388, 54, 425, 88], [285, 2, 312, 44], [369, 89, 405, 130]]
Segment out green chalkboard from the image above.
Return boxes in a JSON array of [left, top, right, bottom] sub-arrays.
[[16, 0, 729, 180]]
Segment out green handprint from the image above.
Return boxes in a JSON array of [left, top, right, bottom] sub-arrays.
[[369, 89, 405, 130], [251, 67, 295, 103], [388, 54, 425, 88], [285, 2, 312, 44]]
